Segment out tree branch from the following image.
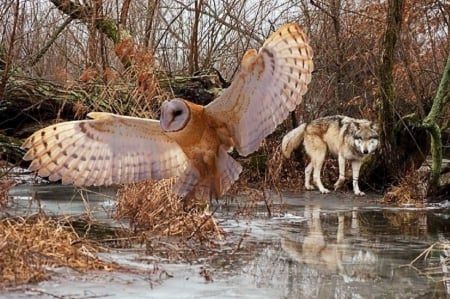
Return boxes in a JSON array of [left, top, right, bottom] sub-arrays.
[[422, 41, 450, 189], [0, 0, 19, 102], [49, 0, 121, 44], [30, 16, 73, 67]]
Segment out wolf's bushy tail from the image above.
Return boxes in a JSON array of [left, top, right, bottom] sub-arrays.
[[281, 123, 306, 158]]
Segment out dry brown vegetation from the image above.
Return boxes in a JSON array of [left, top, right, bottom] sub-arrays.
[[0, 214, 117, 287], [403, 241, 450, 285], [384, 169, 430, 206], [115, 179, 224, 240], [0, 0, 449, 287], [0, 179, 230, 287], [0, 180, 14, 208]]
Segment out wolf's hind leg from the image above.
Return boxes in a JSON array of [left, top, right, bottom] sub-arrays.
[[312, 153, 329, 194], [304, 135, 329, 193]]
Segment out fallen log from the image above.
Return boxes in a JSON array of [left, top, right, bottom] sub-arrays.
[[0, 69, 227, 139]]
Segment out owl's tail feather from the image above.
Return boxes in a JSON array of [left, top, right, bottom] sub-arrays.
[[173, 163, 200, 199], [215, 145, 243, 198], [281, 123, 306, 158]]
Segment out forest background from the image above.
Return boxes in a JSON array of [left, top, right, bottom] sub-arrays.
[[0, 0, 449, 200]]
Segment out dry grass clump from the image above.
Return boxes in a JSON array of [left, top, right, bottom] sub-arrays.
[[404, 240, 450, 285], [384, 169, 429, 206], [115, 179, 223, 241], [0, 180, 15, 208], [0, 215, 116, 287]]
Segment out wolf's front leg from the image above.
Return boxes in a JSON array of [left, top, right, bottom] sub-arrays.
[[304, 162, 315, 190], [351, 160, 365, 196], [334, 153, 346, 191]]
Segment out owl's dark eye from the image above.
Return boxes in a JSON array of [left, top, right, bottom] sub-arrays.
[[174, 109, 183, 117]]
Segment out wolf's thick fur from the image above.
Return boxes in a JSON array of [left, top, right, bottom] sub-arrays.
[[282, 115, 379, 195]]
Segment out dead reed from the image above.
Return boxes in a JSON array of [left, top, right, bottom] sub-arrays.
[[384, 169, 429, 206], [115, 179, 224, 241], [0, 214, 117, 287], [0, 180, 15, 208], [403, 241, 450, 286]]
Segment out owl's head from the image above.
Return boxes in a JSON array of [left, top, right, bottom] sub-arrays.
[[160, 98, 190, 132]]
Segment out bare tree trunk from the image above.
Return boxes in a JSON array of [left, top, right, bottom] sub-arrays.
[[310, 0, 344, 111], [189, 0, 203, 74], [422, 43, 450, 190], [120, 0, 132, 26], [377, 0, 405, 181], [87, 0, 102, 68], [0, 69, 226, 137], [330, 0, 344, 108], [144, 0, 160, 48], [0, 0, 19, 101]]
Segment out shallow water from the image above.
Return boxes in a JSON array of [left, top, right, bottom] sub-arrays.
[[3, 185, 450, 298]]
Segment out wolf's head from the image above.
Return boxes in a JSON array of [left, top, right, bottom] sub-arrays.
[[350, 120, 379, 155]]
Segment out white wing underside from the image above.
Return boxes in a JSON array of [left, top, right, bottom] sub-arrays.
[[22, 112, 188, 186], [21, 23, 314, 201], [205, 23, 313, 156]]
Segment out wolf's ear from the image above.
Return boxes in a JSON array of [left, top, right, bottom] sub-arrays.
[[348, 121, 359, 132], [341, 117, 353, 125], [371, 121, 379, 131]]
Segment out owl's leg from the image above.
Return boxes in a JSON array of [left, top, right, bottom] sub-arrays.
[[194, 178, 216, 203], [182, 185, 215, 213], [209, 186, 219, 205], [182, 191, 200, 212]]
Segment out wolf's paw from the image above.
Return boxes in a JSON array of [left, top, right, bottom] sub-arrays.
[[319, 188, 330, 194], [354, 191, 365, 196], [334, 178, 345, 190], [305, 185, 315, 191]]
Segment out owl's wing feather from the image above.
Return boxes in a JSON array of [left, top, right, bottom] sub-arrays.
[[205, 23, 313, 156], [22, 112, 189, 186]]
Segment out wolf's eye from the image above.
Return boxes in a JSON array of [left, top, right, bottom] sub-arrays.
[[354, 136, 362, 140]]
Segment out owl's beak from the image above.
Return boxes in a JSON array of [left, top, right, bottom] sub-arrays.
[[160, 101, 170, 131]]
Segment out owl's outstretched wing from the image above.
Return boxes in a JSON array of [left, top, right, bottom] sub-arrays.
[[205, 23, 313, 156], [22, 112, 188, 186]]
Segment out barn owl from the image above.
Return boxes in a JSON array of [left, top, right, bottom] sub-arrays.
[[22, 23, 314, 201]]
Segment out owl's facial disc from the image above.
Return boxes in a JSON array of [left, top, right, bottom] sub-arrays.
[[160, 98, 190, 132]]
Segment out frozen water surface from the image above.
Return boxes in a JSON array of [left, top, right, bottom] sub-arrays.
[[2, 184, 450, 298]]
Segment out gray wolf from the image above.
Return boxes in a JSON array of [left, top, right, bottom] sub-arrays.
[[282, 115, 379, 195]]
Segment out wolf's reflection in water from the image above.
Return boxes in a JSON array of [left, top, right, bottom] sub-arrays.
[[282, 206, 377, 278]]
